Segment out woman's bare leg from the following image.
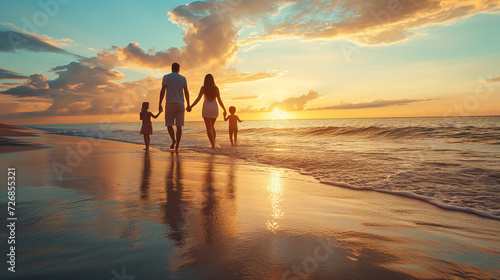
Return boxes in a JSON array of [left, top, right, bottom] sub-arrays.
[[211, 118, 217, 144], [203, 117, 216, 148]]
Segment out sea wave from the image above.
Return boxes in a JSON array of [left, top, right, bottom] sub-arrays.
[[241, 125, 500, 145]]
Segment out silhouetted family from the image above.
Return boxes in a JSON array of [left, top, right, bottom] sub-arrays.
[[140, 62, 242, 151]]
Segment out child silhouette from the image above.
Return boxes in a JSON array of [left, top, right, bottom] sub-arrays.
[[140, 102, 162, 150], [223, 106, 243, 145]]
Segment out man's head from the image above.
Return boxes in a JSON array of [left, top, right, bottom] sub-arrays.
[[172, 63, 180, 73]]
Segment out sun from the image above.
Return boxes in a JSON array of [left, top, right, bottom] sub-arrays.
[[272, 108, 288, 119]]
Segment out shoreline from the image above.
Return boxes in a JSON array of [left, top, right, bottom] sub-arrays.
[[17, 122, 500, 222], [1, 128, 499, 279]]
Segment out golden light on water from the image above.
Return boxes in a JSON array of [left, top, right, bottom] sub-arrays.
[[266, 169, 284, 232]]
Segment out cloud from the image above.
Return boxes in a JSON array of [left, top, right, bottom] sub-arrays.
[[1, 61, 155, 116], [192, 0, 500, 46], [0, 102, 21, 114], [84, 1, 288, 85], [85, 41, 279, 86], [4, 1, 494, 119], [1, 74, 51, 97], [485, 76, 500, 83], [0, 68, 27, 80], [0, 28, 79, 57], [309, 98, 433, 110], [218, 70, 282, 84], [241, 90, 322, 112], [230, 95, 261, 100]]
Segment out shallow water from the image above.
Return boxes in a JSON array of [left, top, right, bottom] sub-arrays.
[[27, 116, 500, 219], [1, 147, 499, 280]]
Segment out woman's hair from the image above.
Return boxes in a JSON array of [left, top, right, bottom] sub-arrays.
[[203, 74, 217, 101], [141, 102, 149, 112]]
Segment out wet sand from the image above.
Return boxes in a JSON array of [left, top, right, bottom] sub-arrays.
[[0, 123, 46, 153], [1, 130, 499, 279]]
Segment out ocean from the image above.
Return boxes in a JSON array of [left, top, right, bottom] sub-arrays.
[[26, 116, 500, 220]]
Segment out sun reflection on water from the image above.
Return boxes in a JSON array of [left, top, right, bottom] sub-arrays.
[[265, 169, 284, 232]]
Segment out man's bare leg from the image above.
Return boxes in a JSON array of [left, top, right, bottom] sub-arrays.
[[167, 126, 176, 149], [175, 126, 182, 150]]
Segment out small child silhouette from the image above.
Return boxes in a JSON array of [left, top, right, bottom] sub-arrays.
[[140, 102, 162, 150], [223, 106, 243, 145]]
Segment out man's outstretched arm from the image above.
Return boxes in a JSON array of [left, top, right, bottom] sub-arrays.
[[159, 85, 166, 111], [183, 86, 190, 109]]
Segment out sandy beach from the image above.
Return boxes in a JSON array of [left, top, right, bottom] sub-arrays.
[[0, 124, 46, 153], [1, 128, 499, 280]]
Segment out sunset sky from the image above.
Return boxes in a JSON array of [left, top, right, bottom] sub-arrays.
[[0, 0, 499, 124]]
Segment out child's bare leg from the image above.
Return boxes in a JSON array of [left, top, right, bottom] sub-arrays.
[[143, 134, 149, 150], [229, 130, 234, 145], [234, 130, 238, 145]]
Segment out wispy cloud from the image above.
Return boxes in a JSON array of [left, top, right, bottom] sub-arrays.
[[0, 23, 80, 57], [232, 0, 500, 45], [0, 29, 70, 55], [309, 98, 433, 110], [0, 68, 27, 80], [230, 95, 262, 101], [485, 76, 500, 83], [241, 90, 322, 112]]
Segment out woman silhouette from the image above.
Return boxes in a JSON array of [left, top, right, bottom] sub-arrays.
[[189, 74, 226, 148]]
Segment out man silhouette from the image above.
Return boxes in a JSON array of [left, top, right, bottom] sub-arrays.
[[159, 63, 191, 150]]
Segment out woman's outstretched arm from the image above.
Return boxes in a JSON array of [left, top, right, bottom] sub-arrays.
[[216, 87, 226, 114], [190, 86, 204, 109]]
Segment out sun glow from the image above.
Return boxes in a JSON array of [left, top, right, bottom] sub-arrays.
[[272, 108, 288, 119]]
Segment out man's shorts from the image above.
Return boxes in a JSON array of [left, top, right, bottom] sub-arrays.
[[164, 103, 185, 126]]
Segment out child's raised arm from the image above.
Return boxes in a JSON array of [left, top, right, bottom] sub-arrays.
[[224, 112, 229, 121], [152, 111, 162, 119], [237, 116, 243, 123]]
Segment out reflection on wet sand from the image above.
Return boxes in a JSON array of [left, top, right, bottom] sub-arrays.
[[200, 155, 238, 243], [201, 154, 218, 243], [161, 154, 242, 277], [140, 151, 150, 201], [162, 152, 186, 247]]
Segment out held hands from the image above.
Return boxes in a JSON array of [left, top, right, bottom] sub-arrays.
[[159, 105, 163, 113], [186, 105, 192, 112]]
